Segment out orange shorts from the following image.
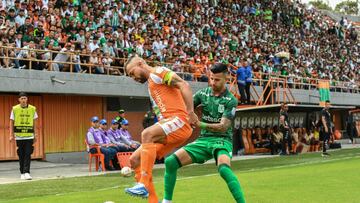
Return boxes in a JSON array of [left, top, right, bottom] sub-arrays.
[[155, 116, 192, 159]]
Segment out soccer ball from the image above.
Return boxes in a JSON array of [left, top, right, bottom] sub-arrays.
[[120, 166, 132, 177]]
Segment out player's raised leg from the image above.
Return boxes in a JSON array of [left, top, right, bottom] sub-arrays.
[[125, 124, 166, 198], [216, 150, 245, 203]]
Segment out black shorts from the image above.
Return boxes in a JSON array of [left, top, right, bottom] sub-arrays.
[[320, 131, 330, 141]]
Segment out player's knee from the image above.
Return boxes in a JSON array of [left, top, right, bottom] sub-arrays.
[[165, 155, 181, 171], [141, 129, 153, 143], [216, 150, 231, 166], [218, 163, 231, 178]]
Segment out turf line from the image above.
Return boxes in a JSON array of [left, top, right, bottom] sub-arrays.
[[5, 152, 360, 202]]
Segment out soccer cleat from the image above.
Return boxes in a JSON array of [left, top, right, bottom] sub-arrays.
[[24, 173, 32, 180], [20, 174, 25, 180], [125, 183, 149, 198]]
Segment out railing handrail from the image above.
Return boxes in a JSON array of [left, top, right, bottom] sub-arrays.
[[0, 46, 359, 92]]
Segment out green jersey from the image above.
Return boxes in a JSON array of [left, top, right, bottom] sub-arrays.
[[193, 87, 237, 141]]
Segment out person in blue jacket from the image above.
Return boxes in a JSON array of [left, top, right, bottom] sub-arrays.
[[245, 61, 253, 104], [231, 61, 246, 104]]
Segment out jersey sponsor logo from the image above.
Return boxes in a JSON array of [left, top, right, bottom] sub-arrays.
[[202, 115, 221, 123], [218, 104, 224, 113], [153, 90, 167, 112]]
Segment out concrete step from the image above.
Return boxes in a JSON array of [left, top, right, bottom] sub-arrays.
[[335, 138, 360, 145]]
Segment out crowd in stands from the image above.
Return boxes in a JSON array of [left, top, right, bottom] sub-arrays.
[[0, 0, 359, 86]]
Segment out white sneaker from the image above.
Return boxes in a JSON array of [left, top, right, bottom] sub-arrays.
[[20, 174, 25, 180], [24, 173, 32, 180]]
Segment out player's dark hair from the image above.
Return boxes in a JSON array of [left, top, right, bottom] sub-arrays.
[[210, 63, 228, 74], [19, 92, 27, 97]]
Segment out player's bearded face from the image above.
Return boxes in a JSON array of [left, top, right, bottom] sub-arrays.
[[210, 72, 226, 91], [128, 66, 147, 83]]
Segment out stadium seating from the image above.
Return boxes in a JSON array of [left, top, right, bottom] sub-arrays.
[[0, 0, 358, 89]]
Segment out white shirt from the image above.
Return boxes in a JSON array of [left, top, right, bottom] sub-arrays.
[[15, 15, 26, 26], [54, 48, 70, 62], [89, 42, 100, 52]]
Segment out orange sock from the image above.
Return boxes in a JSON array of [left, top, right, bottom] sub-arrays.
[[134, 166, 141, 183], [148, 177, 158, 203], [139, 143, 157, 189]]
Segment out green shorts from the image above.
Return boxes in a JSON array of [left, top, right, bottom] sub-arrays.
[[183, 137, 233, 165]]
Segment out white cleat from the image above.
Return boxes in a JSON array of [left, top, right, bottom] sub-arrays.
[[20, 174, 25, 180], [24, 173, 32, 180]]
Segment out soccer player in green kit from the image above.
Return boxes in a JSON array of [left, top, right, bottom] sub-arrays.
[[161, 63, 246, 203]]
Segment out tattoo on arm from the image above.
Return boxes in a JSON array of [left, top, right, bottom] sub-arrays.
[[169, 73, 183, 87], [204, 117, 232, 133]]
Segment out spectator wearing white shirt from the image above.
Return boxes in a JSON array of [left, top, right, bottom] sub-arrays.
[[88, 37, 99, 53], [14, 8, 25, 26], [52, 43, 71, 72]]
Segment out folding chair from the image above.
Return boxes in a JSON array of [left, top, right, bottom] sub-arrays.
[[85, 139, 105, 172]]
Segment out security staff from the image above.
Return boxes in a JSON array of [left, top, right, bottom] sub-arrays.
[[320, 100, 332, 156], [115, 109, 126, 129], [279, 103, 292, 155], [9, 92, 38, 180]]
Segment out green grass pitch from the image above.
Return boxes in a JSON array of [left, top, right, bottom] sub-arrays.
[[1, 148, 359, 203]]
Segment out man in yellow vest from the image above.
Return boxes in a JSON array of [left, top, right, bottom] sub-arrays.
[[9, 92, 38, 180]]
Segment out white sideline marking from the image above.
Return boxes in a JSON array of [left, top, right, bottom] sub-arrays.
[[9, 153, 360, 201], [175, 154, 360, 181]]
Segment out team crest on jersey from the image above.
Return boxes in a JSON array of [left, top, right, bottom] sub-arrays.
[[218, 104, 224, 113]]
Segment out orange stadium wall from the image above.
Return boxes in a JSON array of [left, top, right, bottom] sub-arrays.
[[42, 95, 103, 154], [2, 94, 197, 161]]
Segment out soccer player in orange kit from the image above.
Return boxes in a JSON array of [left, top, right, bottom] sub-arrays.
[[124, 55, 197, 203]]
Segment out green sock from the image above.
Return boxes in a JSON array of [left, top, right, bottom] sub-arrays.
[[218, 164, 246, 203], [163, 154, 181, 201]]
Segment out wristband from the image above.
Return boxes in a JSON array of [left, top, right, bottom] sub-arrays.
[[200, 122, 207, 129]]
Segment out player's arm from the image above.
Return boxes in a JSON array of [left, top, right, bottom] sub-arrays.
[[164, 71, 198, 125], [322, 115, 328, 133], [198, 98, 237, 133], [279, 114, 289, 129], [199, 117, 232, 133], [166, 72, 194, 114]]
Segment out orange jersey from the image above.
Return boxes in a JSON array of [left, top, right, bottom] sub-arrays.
[[147, 67, 188, 122]]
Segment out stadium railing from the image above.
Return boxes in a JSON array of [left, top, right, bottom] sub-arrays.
[[0, 46, 359, 94]]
